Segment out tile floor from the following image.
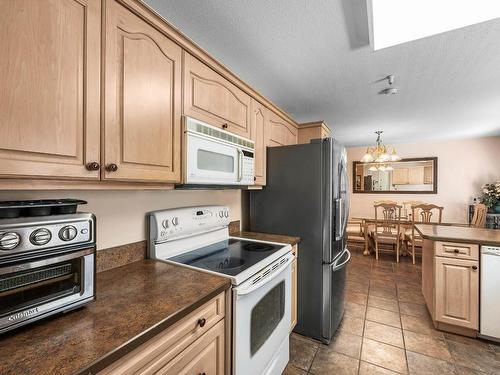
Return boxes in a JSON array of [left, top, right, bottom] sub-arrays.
[[283, 247, 500, 375]]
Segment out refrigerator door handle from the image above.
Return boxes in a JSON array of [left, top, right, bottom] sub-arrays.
[[331, 249, 351, 272], [335, 198, 343, 241]]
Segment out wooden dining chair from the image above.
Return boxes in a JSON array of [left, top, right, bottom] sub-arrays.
[[371, 203, 403, 262], [402, 200, 425, 220], [406, 204, 444, 264], [470, 203, 487, 228]]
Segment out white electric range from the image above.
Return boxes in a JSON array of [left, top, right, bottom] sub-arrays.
[[148, 206, 293, 375]]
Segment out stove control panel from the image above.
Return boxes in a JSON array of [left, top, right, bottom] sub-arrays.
[[150, 206, 230, 243]]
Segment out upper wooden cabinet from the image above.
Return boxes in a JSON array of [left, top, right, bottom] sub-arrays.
[[267, 111, 298, 147], [297, 121, 330, 144], [250, 99, 268, 185], [183, 53, 252, 138], [0, 0, 101, 180], [103, 0, 182, 183]]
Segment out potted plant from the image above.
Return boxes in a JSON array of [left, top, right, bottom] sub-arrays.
[[480, 181, 500, 214]]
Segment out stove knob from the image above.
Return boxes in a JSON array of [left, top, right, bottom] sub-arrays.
[[172, 217, 179, 226], [0, 232, 21, 250], [30, 228, 52, 246], [219, 210, 224, 218], [224, 211, 229, 218], [162, 219, 169, 229], [59, 225, 78, 241]]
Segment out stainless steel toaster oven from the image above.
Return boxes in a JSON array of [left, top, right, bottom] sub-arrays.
[[0, 204, 95, 334]]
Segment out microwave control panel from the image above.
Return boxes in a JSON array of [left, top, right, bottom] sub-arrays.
[[241, 153, 255, 185]]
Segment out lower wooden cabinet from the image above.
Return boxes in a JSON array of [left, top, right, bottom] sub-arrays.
[[100, 292, 225, 375], [422, 240, 479, 335], [434, 256, 479, 330], [291, 245, 298, 331]]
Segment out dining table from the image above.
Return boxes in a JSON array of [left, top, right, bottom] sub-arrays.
[[351, 217, 466, 256]]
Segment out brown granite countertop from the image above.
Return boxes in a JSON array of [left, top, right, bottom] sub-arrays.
[[0, 260, 230, 375], [232, 230, 301, 245], [415, 224, 500, 246]]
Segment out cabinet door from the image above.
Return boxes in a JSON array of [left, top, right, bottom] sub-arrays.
[[104, 0, 182, 182], [392, 168, 408, 185], [267, 111, 298, 147], [183, 53, 251, 138], [250, 99, 268, 185], [408, 166, 424, 185], [0, 0, 100, 179], [434, 257, 479, 329], [158, 320, 225, 375]]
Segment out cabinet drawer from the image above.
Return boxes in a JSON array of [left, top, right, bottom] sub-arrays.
[[183, 52, 251, 138], [99, 292, 225, 375], [157, 320, 225, 375], [435, 241, 479, 260]]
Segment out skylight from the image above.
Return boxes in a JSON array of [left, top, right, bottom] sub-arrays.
[[368, 0, 500, 50]]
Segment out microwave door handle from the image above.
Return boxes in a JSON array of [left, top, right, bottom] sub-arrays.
[[237, 149, 244, 182]]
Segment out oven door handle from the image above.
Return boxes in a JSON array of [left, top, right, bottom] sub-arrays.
[[234, 254, 294, 296]]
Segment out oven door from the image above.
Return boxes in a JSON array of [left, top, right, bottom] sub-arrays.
[[0, 248, 95, 333], [233, 254, 293, 375], [185, 132, 244, 185]]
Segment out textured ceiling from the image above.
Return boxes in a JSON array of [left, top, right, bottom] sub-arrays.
[[144, 0, 500, 146]]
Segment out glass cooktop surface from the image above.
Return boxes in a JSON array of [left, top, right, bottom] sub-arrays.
[[168, 239, 284, 276]]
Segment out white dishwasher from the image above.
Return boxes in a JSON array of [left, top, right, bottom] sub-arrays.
[[480, 245, 500, 342]]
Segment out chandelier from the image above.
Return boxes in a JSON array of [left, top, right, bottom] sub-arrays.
[[361, 131, 401, 168]]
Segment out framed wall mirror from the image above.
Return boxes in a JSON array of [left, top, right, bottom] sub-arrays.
[[352, 157, 438, 194]]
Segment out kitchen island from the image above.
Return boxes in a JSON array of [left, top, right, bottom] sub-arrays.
[[415, 224, 500, 338]]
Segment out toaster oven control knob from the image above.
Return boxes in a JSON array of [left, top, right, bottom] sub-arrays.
[[59, 225, 78, 241], [30, 228, 52, 246], [0, 232, 21, 250], [172, 217, 179, 226]]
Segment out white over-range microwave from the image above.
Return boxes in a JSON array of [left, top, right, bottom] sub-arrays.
[[183, 116, 255, 186]]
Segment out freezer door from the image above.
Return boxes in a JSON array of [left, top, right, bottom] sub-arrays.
[[321, 248, 351, 343]]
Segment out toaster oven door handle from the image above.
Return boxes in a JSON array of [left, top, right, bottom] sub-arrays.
[[237, 149, 244, 182], [0, 248, 94, 275]]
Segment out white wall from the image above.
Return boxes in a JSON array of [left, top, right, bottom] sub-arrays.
[[348, 136, 500, 223], [0, 190, 241, 250]]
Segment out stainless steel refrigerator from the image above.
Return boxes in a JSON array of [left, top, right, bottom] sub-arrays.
[[249, 138, 350, 344]]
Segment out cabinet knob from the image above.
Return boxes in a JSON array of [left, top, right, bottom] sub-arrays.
[[453, 249, 460, 254], [106, 163, 118, 172], [86, 162, 100, 171], [198, 373, 206, 375], [222, 123, 228, 129], [197, 318, 206, 328], [254, 176, 256, 181], [472, 265, 478, 270]]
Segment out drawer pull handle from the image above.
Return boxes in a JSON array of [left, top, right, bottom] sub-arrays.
[[197, 318, 206, 328], [199, 373, 206, 375], [453, 249, 460, 254], [472, 265, 478, 270]]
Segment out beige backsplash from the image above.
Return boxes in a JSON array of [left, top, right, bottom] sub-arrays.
[[0, 189, 242, 250]]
